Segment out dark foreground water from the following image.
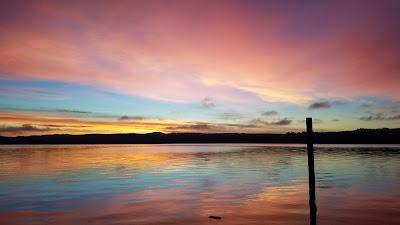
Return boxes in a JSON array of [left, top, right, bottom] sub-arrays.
[[0, 144, 399, 225]]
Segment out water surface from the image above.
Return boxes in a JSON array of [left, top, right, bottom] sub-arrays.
[[0, 144, 399, 225]]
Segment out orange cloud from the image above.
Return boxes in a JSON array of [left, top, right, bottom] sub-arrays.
[[0, 111, 178, 136], [0, 111, 301, 136]]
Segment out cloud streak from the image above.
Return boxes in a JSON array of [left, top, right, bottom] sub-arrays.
[[118, 116, 145, 121], [0, 124, 52, 136], [219, 112, 243, 121], [250, 118, 292, 126], [166, 123, 212, 131], [57, 109, 91, 114], [261, 110, 278, 116], [308, 102, 331, 110], [360, 113, 400, 121]]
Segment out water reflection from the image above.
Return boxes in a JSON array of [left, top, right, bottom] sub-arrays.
[[0, 144, 399, 225]]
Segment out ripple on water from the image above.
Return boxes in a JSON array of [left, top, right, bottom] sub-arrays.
[[0, 144, 400, 225]]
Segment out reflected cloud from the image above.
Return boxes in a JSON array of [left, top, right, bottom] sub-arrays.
[[0, 145, 399, 225]]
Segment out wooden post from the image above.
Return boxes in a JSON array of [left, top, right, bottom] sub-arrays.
[[306, 118, 317, 225]]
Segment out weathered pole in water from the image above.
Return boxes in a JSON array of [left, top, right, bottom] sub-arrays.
[[306, 118, 317, 225]]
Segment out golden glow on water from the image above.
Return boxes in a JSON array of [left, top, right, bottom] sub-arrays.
[[0, 144, 399, 225]]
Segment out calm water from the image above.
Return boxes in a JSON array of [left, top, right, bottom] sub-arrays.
[[0, 144, 399, 225]]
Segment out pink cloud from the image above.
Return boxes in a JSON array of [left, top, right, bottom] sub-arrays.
[[0, 1, 399, 104]]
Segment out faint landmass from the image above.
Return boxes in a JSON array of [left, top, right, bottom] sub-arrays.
[[0, 128, 399, 144]]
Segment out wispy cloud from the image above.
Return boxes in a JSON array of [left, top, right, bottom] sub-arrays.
[[360, 103, 373, 108], [57, 109, 91, 114], [166, 123, 212, 131], [0, 87, 67, 100], [219, 112, 243, 121], [308, 102, 331, 110], [118, 115, 145, 121], [359, 100, 400, 113], [360, 113, 400, 121], [200, 97, 215, 109], [358, 99, 400, 122], [0, 124, 51, 135], [250, 118, 292, 126], [260, 110, 278, 116], [271, 118, 292, 125]]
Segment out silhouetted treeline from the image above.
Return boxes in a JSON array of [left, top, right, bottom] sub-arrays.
[[0, 128, 399, 144]]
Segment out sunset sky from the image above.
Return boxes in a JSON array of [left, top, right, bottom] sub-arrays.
[[0, 0, 400, 136]]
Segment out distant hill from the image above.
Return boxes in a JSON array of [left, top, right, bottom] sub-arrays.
[[0, 128, 399, 144]]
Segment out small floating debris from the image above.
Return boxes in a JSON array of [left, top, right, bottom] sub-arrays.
[[209, 216, 222, 220]]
